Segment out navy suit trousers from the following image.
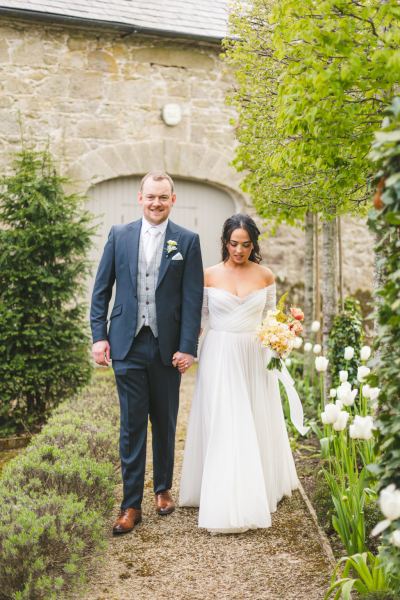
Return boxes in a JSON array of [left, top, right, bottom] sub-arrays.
[[113, 327, 181, 510]]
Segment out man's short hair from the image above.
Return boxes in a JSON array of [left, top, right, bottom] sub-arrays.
[[139, 171, 175, 194]]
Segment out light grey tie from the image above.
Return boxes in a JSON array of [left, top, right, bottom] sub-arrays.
[[146, 227, 161, 264]]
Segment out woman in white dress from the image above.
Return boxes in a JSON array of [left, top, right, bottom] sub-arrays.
[[179, 214, 304, 533]]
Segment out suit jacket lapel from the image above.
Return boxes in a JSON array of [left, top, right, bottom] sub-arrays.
[[126, 220, 142, 296], [157, 220, 181, 289]]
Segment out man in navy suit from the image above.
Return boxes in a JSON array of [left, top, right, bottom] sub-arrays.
[[90, 171, 203, 534]]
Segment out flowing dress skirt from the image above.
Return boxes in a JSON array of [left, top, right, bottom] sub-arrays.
[[179, 325, 299, 533]]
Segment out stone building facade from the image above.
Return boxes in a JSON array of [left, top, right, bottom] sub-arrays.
[[0, 4, 375, 302]]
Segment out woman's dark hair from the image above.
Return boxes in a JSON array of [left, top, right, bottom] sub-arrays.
[[221, 213, 262, 263]]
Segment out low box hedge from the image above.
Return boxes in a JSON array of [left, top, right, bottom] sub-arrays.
[[0, 374, 119, 600]]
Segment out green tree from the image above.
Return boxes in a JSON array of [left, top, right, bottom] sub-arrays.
[[225, 0, 400, 221], [0, 149, 94, 433]]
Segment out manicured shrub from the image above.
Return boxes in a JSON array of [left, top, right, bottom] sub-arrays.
[[0, 490, 103, 600], [328, 297, 363, 388], [0, 375, 119, 599]]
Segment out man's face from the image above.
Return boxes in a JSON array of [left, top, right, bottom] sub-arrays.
[[138, 178, 176, 225]]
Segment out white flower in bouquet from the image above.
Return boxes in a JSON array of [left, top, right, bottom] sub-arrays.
[[341, 388, 358, 407], [360, 345, 372, 361], [380, 485, 400, 521], [349, 415, 374, 440], [336, 400, 343, 410], [369, 387, 381, 402], [285, 358, 292, 367], [315, 356, 329, 372], [362, 384, 371, 398], [293, 336, 303, 349], [329, 388, 337, 398], [339, 370, 348, 383], [357, 365, 371, 383], [311, 320, 320, 332], [333, 410, 349, 431], [336, 381, 351, 401], [344, 346, 355, 360], [313, 344, 322, 355], [321, 402, 341, 425], [390, 529, 400, 548], [304, 342, 312, 352]]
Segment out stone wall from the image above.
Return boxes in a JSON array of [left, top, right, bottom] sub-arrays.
[[0, 16, 375, 297]]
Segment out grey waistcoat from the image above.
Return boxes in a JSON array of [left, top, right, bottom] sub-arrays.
[[135, 230, 165, 337]]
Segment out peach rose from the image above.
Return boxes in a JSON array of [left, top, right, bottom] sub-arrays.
[[289, 320, 303, 335], [290, 307, 304, 321]]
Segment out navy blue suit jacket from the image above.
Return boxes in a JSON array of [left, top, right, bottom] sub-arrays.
[[90, 219, 204, 365]]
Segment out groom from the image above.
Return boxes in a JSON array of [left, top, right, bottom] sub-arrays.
[[90, 171, 203, 534]]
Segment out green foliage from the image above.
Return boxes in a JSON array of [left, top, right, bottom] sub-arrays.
[[328, 297, 363, 387], [368, 97, 400, 594], [325, 552, 392, 599], [0, 149, 94, 433], [0, 376, 119, 600], [225, 0, 400, 223]]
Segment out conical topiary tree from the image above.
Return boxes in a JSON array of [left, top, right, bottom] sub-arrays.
[[0, 149, 94, 433]]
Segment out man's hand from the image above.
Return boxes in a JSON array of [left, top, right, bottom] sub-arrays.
[[92, 340, 111, 366], [172, 352, 194, 374]]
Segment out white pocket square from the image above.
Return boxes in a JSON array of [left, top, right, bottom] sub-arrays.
[[171, 252, 183, 261]]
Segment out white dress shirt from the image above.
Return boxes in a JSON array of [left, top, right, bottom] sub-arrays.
[[141, 217, 168, 264]]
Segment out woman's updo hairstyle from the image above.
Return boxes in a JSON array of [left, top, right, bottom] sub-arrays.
[[221, 213, 262, 264]]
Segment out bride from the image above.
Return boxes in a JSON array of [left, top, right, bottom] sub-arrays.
[[179, 214, 305, 533]]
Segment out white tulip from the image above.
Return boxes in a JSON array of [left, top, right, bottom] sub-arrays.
[[313, 344, 322, 355], [379, 484, 400, 522], [339, 370, 348, 383], [360, 345, 371, 361], [311, 320, 321, 332], [362, 384, 371, 399], [315, 356, 329, 372], [333, 410, 349, 431], [335, 400, 343, 410], [369, 387, 381, 402], [329, 388, 337, 398], [285, 358, 292, 367], [341, 388, 358, 407], [357, 365, 371, 383], [321, 402, 341, 425], [293, 336, 303, 349], [390, 529, 400, 548], [349, 415, 374, 440], [336, 381, 351, 401], [344, 346, 355, 360], [304, 342, 312, 352]]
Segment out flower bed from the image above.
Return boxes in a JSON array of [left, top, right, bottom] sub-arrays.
[[0, 371, 119, 600]]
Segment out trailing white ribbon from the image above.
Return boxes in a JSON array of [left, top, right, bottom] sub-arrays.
[[276, 364, 309, 436]]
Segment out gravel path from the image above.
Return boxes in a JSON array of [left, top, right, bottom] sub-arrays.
[[72, 369, 333, 600]]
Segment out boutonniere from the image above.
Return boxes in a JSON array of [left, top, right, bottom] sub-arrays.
[[166, 240, 178, 256]]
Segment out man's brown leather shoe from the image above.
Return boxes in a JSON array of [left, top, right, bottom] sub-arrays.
[[155, 490, 175, 515], [112, 508, 142, 535]]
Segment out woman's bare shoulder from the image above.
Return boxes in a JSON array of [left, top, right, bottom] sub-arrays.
[[255, 264, 275, 286], [204, 263, 224, 287]]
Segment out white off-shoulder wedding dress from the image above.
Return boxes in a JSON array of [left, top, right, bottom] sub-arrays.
[[179, 284, 301, 533]]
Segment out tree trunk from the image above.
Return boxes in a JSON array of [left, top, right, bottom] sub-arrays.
[[304, 211, 314, 337], [322, 219, 338, 396], [373, 229, 386, 337], [337, 216, 344, 312], [314, 213, 321, 341]]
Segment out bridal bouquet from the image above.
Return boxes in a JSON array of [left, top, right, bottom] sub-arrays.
[[258, 293, 304, 370]]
